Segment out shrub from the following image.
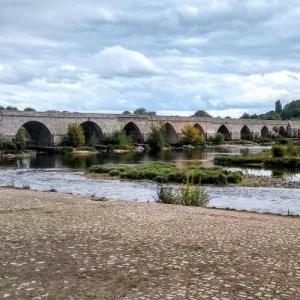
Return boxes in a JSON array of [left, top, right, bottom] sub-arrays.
[[148, 124, 166, 151], [15, 127, 28, 150], [105, 130, 133, 150], [156, 182, 209, 207], [213, 132, 225, 145], [65, 123, 85, 147], [181, 124, 204, 146], [271, 145, 285, 158]]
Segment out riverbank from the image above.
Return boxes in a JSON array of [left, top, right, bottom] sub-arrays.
[[0, 188, 299, 299]]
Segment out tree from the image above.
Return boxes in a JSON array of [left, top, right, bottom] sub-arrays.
[[193, 110, 211, 117], [148, 124, 166, 151], [6, 106, 18, 110], [0, 106, 4, 110], [66, 123, 85, 147], [133, 108, 156, 115], [275, 100, 283, 113], [24, 107, 36, 112], [15, 128, 28, 150], [281, 99, 300, 120], [134, 108, 147, 115], [122, 111, 131, 115], [181, 124, 204, 145]]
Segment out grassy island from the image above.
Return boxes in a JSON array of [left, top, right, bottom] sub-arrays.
[[214, 144, 300, 169], [89, 161, 242, 185]]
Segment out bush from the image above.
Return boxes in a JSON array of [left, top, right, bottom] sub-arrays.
[[181, 124, 204, 146], [105, 130, 133, 150], [65, 123, 85, 147], [148, 124, 166, 151], [213, 132, 225, 145], [156, 182, 209, 207], [271, 145, 285, 158]]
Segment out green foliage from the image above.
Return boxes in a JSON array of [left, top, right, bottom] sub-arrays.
[[193, 110, 211, 117], [275, 100, 283, 113], [259, 111, 281, 120], [0, 137, 16, 151], [181, 124, 204, 146], [281, 99, 300, 120], [240, 113, 258, 119], [6, 106, 18, 111], [122, 110, 131, 115], [240, 111, 280, 120], [15, 128, 28, 150], [240, 99, 300, 120], [215, 145, 300, 169], [0, 106, 4, 110], [271, 145, 285, 158], [148, 124, 166, 151], [24, 107, 36, 112], [156, 182, 209, 207], [133, 108, 156, 115], [105, 130, 133, 150], [213, 132, 225, 145], [89, 162, 243, 185], [66, 123, 85, 147]]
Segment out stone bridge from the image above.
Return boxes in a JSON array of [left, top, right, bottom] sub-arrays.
[[0, 110, 300, 146]]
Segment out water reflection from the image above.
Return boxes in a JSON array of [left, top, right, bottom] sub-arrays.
[[0, 145, 299, 181]]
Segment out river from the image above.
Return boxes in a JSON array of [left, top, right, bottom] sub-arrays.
[[0, 145, 299, 215]]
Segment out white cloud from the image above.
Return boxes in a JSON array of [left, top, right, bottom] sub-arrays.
[[94, 46, 163, 78]]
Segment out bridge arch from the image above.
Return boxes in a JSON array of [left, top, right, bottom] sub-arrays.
[[279, 126, 287, 137], [240, 125, 253, 140], [123, 122, 144, 143], [20, 121, 52, 147], [80, 121, 103, 145], [261, 126, 271, 138], [217, 125, 231, 140], [193, 123, 206, 140], [163, 122, 178, 144]]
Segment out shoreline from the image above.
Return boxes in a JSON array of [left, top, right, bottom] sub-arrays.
[[1, 186, 299, 217], [1, 188, 299, 299]]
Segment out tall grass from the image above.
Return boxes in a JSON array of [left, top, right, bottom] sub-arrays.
[[156, 182, 209, 207]]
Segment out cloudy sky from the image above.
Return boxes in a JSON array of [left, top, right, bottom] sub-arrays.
[[1, 0, 300, 117]]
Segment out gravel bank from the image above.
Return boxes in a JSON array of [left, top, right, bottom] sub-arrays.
[[0, 188, 299, 299]]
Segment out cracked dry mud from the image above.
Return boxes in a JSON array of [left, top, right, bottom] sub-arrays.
[[0, 188, 299, 299]]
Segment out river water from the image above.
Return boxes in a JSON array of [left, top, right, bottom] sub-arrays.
[[0, 145, 299, 215]]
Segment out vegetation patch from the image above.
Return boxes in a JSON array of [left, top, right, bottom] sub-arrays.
[[89, 161, 242, 185], [214, 144, 300, 169], [156, 182, 209, 207]]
